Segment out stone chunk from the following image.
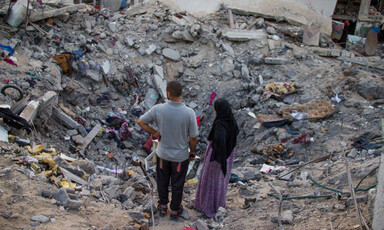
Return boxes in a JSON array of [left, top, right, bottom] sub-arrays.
[[52, 107, 80, 129], [20, 101, 40, 123], [346, 195, 368, 207], [272, 210, 293, 224], [53, 188, 82, 210], [222, 29, 267, 42], [30, 215, 49, 223], [152, 65, 167, 99], [145, 44, 157, 55], [348, 148, 359, 158], [262, 58, 290, 65], [171, 30, 194, 42], [162, 48, 181, 61]]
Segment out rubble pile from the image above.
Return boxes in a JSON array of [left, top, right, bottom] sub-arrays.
[[0, 0, 383, 229]]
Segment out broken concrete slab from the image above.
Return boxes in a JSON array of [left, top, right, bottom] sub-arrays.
[[153, 75, 167, 100], [11, 94, 30, 114], [53, 187, 82, 210], [224, 0, 334, 36], [162, 48, 181, 61], [0, 125, 8, 143], [171, 30, 194, 42], [52, 107, 80, 129], [222, 29, 267, 42], [79, 124, 102, 150], [337, 56, 384, 71], [29, 4, 90, 23], [20, 101, 40, 123], [303, 24, 320, 46], [39, 91, 58, 112], [263, 57, 290, 65]]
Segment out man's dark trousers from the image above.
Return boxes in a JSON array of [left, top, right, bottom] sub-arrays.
[[156, 155, 189, 211]]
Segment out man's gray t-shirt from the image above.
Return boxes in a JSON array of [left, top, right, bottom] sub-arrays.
[[140, 100, 199, 162]]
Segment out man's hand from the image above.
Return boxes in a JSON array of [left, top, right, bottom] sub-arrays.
[[137, 118, 160, 139], [189, 151, 196, 161], [153, 131, 161, 139]]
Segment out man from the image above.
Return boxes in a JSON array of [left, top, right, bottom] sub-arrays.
[[137, 80, 198, 219]]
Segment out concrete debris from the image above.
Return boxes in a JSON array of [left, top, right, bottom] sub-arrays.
[[30, 214, 50, 223], [53, 187, 82, 210], [222, 30, 267, 42], [29, 4, 90, 22], [162, 48, 181, 61]]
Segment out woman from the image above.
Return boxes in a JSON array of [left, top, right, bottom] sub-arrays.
[[194, 98, 239, 218]]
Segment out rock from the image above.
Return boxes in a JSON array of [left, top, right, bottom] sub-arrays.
[[71, 160, 96, 175], [262, 58, 290, 65], [346, 195, 368, 207], [128, 211, 145, 220], [348, 148, 359, 158], [280, 172, 293, 181], [241, 64, 250, 82], [357, 78, 384, 99], [145, 44, 157, 55], [335, 203, 346, 211], [0, 168, 12, 176], [30, 222, 40, 227], [40, 189, 53, 198], [162, 48, 181, 61], [125, 37, 134, 47], [105, 185, 120, 200], [300, 171, 308, 180], [53, 188, 82, 210], [72, 135, 84, 145], [266, 27, 277, 34], [195, 219, 209, 230], [317, 204, 334, 212], [67, 129, 78, 136], [30, 215, 49, 223], [272, 210, 294, 224], [243, 171, 256, 181], [222, 43, 234, 55], [171, 30, 194, 42], [107, 22, 117, 33], [132, 177, 151, 194]]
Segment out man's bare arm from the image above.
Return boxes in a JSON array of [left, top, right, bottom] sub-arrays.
[[189, 136, 198, 161], [137, 118, 161, 139]]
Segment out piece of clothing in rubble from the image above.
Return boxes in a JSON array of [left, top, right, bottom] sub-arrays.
[[105, 112, 130, 141], [194, 98, 239, 218], [53, 53, 72, 75], [262, 82, 298, 100]]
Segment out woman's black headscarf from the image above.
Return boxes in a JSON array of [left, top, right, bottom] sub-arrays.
[[208, 98, 239, 176]]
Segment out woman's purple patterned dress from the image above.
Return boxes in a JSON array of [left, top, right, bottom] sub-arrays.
[[194, 142, 235, 218]]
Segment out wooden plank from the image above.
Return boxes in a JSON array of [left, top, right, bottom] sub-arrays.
[[59, 167, 88, 186], [79, 124, 102, 150]]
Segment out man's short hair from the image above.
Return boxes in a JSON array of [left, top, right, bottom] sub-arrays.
[[166, 80, 182, 97]]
